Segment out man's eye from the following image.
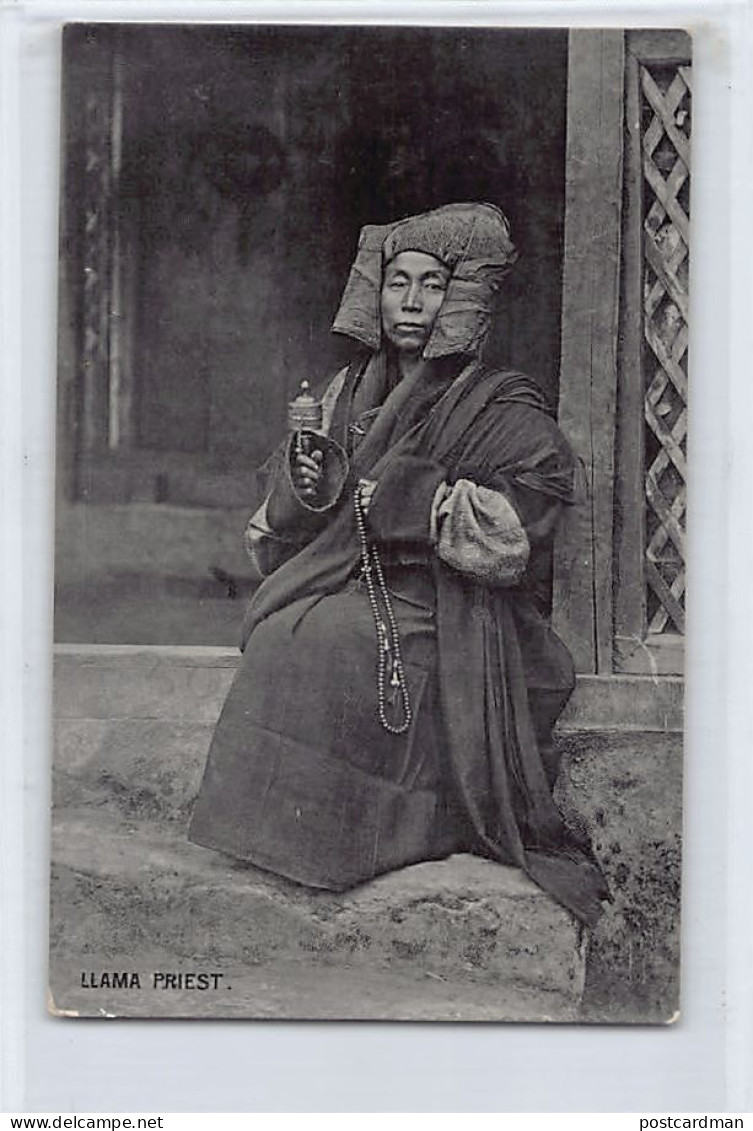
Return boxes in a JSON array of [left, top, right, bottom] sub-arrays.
[[425, 281, 447, 292]]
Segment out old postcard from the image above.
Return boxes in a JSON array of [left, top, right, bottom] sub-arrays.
[[49, 23, 688, 1022]]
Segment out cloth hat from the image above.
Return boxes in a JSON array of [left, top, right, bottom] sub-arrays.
[[331, 202, 518, 358]]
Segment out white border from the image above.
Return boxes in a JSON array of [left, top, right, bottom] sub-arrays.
[[0, 1, 26, 1116], [2, 0, 752, 1113], [721, 0, 753, 1111]]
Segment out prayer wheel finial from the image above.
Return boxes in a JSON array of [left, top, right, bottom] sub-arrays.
[[288, 380, 323, 434]]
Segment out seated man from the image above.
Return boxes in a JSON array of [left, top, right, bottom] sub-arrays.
[[189, 202, 608, 927]]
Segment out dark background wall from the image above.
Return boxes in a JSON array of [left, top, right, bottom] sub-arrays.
[[62, 24, 568, 475]]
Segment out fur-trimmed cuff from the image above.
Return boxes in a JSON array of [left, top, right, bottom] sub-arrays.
[[436, 478, 530, 585]]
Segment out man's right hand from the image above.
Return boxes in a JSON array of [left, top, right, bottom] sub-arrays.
[[292, 449, 323, 499]]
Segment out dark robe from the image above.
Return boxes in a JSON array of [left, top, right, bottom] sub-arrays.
[[188, 356, 609, 927]]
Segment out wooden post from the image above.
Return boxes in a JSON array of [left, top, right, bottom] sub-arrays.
[[553, 29, 625, 674]]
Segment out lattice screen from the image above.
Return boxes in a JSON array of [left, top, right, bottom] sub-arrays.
[[641, 62, 690, 637]]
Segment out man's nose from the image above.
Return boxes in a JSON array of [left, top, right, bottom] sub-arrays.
[[402, 282, 423, 310]]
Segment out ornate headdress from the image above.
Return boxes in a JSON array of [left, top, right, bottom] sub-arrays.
[[332, 202, 518, 358]]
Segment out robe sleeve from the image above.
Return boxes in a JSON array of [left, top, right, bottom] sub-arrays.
[[244, 432, 350, 576], [366, 463, 553, 588], [243, 497, 309, 578]]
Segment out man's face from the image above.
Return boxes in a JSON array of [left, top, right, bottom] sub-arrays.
[[380, 250, 450, 354]]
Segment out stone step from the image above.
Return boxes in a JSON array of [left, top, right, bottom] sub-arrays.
[[54, 646, 238, 724], [53, 645, 684, 731], [49, 809, 586, 1021]]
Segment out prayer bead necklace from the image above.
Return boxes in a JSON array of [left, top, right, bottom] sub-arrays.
[[354, 485, 412, 735]]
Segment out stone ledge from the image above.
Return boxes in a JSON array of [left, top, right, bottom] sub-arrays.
[[53, 644, 684, 732], [49, 644, 683, 1021], [49, 810, 586, 1021]]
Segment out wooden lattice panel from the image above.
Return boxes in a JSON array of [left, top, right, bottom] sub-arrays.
[[641, 62, 690, 636]]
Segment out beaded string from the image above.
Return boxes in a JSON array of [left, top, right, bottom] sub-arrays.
[[354, 485, 412, 735]]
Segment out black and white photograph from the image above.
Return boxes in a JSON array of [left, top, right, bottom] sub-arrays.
[[49, 22, 689, 1024]]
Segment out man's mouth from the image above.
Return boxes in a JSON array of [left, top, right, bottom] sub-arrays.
[[394, 322, 426, 332]]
